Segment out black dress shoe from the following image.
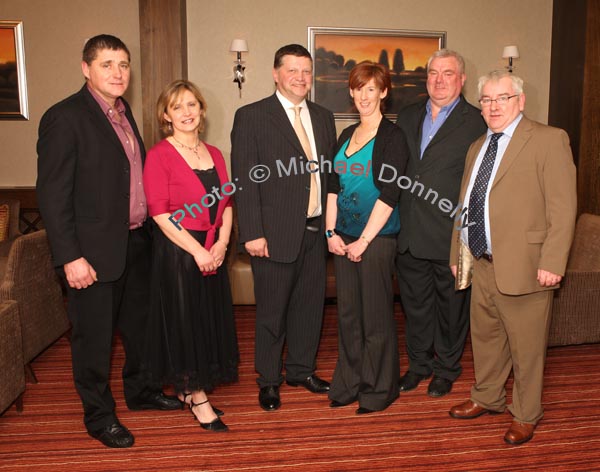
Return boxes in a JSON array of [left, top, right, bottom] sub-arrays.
[[428, 376, 453, 397], [88, 422, 134, 448], [128, 391, 182, 411], [398, 371, 431, 392], [356, 406, 377, 415], [180, 392, 224, 416], [330, 399, 354, 408], [259, 386, 281, 411], [286, 375, 330, 394], [200, 417, 229, 432]]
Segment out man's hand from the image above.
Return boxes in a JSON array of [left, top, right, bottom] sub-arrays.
[[245, 238, 269, 258], [450, 265, 457, 278], [64, 257, 98, 289], [537, 269, 562, 287]]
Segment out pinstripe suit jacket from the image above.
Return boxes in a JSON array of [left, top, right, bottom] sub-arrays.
[[231, 94, 336, 263]]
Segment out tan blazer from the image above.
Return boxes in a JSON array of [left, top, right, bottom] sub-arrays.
[[450, 116, 577, 296]]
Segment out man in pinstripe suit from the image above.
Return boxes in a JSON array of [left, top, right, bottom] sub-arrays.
[[231, 44, 337, 411]]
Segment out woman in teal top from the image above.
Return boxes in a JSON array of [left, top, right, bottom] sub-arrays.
[[326, 61, 409, 414]]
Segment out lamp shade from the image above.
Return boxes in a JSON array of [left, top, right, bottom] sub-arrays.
[[502, 45, 520, 58], [230, 39, 248, 53]]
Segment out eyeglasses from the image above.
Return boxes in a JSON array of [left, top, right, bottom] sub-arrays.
[[479, 95, 519, 107]]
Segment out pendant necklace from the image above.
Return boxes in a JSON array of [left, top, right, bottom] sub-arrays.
[[172, 136, 200, 159]]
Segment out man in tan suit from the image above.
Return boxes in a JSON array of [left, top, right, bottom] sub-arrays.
[[448, 70, 577, 445]]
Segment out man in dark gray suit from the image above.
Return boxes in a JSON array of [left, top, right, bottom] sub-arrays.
[[395, 49, 486, 397], [231, 44, 336, 411]]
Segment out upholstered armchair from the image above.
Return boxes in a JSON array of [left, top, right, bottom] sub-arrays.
[[548, 213, 600, 347], [0, 199, 22, 266], [0, 230, 70, 382], [0, 300, 25, 414]]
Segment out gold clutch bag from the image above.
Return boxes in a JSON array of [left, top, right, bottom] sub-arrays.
[[455, 239, 473, 290]]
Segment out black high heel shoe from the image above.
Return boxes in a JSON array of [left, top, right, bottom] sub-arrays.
[[190, 399, 228, 432], [180, 392, 224, 416]]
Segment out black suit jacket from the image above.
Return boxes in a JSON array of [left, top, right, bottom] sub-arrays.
[[36, 84, 146, 281], [231, 94, 336, 263], [395, 96, 486, 260]]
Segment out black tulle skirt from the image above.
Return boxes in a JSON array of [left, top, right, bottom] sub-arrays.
[[144, 227, 239, 393]]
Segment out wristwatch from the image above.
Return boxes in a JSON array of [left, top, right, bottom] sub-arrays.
[[325, 229, 336, 238]]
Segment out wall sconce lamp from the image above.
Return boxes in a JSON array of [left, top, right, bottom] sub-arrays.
[[230, 39, 248, 97], [502, 45, 520, 73]]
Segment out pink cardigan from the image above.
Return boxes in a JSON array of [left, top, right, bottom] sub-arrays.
[[143, 139, 232, 251]]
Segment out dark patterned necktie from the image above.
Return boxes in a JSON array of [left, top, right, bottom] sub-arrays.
[[468, 133, 503, 258]]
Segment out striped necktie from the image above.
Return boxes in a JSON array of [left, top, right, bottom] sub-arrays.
[[293, 106, 318, 217]]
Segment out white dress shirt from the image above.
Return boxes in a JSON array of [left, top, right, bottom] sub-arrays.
[[276, 90, 322, 216]]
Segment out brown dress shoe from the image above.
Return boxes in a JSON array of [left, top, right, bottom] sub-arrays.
[[504, 421, 535, 445], [449, 400, 503, 419]]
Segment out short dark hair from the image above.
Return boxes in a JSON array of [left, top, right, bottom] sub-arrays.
[[348, 61, 392, 112], [273, 44, 312, 69], [82, 34, 130, 64]]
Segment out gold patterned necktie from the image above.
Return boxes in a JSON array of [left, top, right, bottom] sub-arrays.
[[293, 106, 318, 217]]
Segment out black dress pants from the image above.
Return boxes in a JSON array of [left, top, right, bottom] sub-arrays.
[[329, 235, 399, 410], [395, 250, 470, 381], [66, 227, 152, 431], [251, 228, 326, 388]]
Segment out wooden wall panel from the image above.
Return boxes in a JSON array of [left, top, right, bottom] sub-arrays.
[[548, 0, 587, 166], [139, 0, 187, 147], [578, 0, 600, 215], [549, 0, 600, 216]]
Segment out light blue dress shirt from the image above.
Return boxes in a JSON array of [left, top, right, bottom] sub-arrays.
[[460, 113, 523, 254], [420, 97, 461, 159]]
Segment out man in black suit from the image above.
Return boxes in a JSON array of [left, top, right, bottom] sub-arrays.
[[36, 34, 180, 449], [395, 49, 486, 397], [231, 44, 336, 411]]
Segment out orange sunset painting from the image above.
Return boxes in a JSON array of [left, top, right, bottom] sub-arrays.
[[312, 32, 443, 117], [0, 27, 20, 114]]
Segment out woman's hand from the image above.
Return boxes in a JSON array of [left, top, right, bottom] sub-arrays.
[[209, 240, 228, 267], [345, 238, 369, 263], [327, 235, 347, 256], [193, 248, 218, 273]]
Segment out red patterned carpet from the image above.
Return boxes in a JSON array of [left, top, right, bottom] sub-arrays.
[[1, 304, 600, 471]]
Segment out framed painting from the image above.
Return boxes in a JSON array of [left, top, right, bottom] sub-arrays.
[[308, 27, 446, 120], [0, 20, 28, 120]]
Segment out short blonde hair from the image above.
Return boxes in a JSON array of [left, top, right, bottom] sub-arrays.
[[156, 80, 207, 136]]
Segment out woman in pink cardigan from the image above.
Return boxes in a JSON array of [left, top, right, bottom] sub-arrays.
[[143, 80, 238, 433]]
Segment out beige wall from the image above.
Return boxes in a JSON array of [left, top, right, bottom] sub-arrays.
[[0, 0, 141, 186], [188, 0, 553, 164], [0, 0, 553, 185]]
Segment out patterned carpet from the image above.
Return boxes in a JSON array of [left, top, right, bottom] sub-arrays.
[[1, 304, 599, 471]]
